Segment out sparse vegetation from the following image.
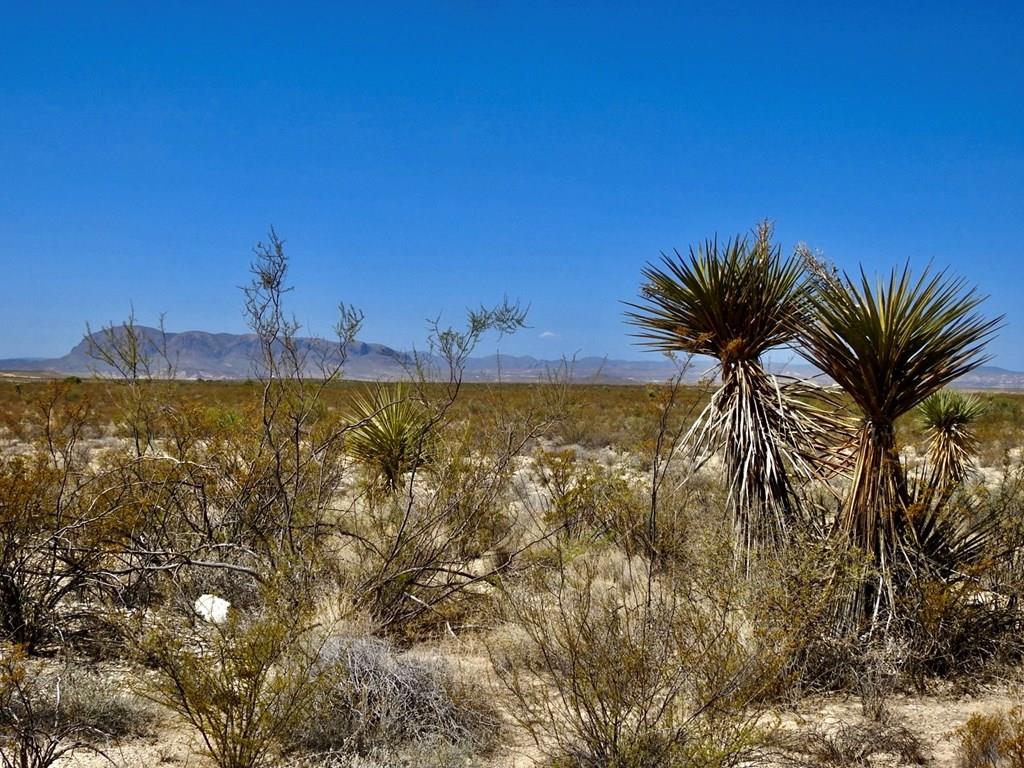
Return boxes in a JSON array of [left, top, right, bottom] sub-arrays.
[[0, 226, 1021, 768]]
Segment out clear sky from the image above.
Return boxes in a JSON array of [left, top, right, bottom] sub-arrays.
[[2, 2, 1022, 366]]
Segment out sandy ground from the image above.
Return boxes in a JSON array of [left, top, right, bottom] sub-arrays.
[[783, 688, 1020, 766]]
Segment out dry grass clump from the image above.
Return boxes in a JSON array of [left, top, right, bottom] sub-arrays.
[[292, 635, 497, 757], [788, 714, 928, 767]]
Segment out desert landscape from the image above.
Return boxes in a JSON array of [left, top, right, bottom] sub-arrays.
[[3, 228, 1024, 768], [5, 5, 1022, 766]]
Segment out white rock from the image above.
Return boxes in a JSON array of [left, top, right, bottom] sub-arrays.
[[194, 594, 231, 624]]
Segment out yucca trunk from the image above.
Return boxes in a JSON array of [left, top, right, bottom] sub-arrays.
[[627, 226, 836, 571], [717, 360, 797, 567], [839, 419, 911, 626]]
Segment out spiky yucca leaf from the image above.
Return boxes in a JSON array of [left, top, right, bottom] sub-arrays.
[[626, 234, 805, 365], [801, 267, 997, 421], [917, 389, 985, 490], [345, 384, 430, 491], [799, 266, 1000, 625], [626, 228, 845, 566], [902, 496, 1000, 582]]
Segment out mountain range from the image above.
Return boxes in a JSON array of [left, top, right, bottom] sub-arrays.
[[2, 327, 1023, 389]]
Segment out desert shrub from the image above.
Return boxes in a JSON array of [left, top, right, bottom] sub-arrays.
[[894, 575, 1019, 687], [421, 419, 520, 560], [531, 449, 641, 544], [328, 297, 540, 640], [491, 550, 777, 768], [0, 384, 118, 653], [139, 589, 324, 768], [170, 559, 265, 615], [289, 635, 496, 757], [0, 645, 155, 768], [742, 532, 873, 701], [953, 708, 1024, 768], [348, 397, 546, 639]]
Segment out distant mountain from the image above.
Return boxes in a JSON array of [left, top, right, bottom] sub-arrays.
[[0, 327, 412, 381], [2, 328, 1023, 388]]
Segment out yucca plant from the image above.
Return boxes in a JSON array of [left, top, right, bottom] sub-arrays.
[[798, 266, 1000, 626], [626, 224, 842, 567], [344, 383, 431, 491], [917, 389, 985, 492]]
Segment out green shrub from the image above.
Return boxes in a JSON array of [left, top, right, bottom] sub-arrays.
[[492, 551, 776, 768], [140, 594, 322, 768]]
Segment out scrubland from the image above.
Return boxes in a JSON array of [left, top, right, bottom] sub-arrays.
[[4, 228, 1024, 768]]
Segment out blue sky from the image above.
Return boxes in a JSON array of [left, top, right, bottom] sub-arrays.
[[2, 2, 1022, 366]]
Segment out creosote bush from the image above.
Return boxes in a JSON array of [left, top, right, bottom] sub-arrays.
[[0, 644, 155, 768], [492, 549, 778, 768], [139, 587, 323, 768], [953, 708, 1024, 768]]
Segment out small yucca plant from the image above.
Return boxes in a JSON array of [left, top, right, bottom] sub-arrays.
[[344, 384, 431, 491], [917, 389, 985, 491]]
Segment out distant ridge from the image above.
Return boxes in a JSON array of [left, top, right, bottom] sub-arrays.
[[2, 327, 1023, 388], [0, 327, 413, 381]]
